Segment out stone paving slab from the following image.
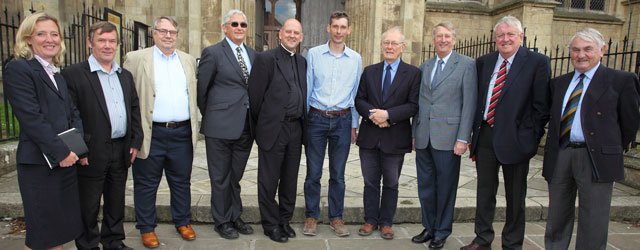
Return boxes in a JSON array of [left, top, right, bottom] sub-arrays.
[[1, 221, 639, 249], [0, 142, 639, 224]]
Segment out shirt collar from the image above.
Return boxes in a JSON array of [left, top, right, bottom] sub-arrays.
[[225, 36, 245, 52], [88, 54, 121, 74], [498, 52, 516, 66], [319, 41, 353, 58], [34, 55, 59, 74], [574, 62, 600, 81], [153, 45, 177, 58], [384, 58, 401, 70], [280, 43, 295, 56], [436, 51, 453, 64]]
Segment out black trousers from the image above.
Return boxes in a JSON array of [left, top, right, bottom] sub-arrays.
[[75, 139, 127, 250], [473, 124, 529, 250], [359, 147, 405, 227], [257, 120, 303, 230], [206, 117, 253, 227]]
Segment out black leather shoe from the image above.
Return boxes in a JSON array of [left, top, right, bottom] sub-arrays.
[[282, 224, 296, 238], [411, 228, 433, 243], [429, 238, 446, 249], [215, 223, 239, 239], [105, 243, 133, 250], [233, 218, 254, 235], [264, 227, 288, 243]]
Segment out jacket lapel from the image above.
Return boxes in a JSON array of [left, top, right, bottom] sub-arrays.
[[498, 47, 526, 103], [581, 66, 607, 120], [433, 53, 458, 89], [275, 51, 294, 86], [28, 59, 62, 98], [372, 62, 384, 105], [83, 62, 111, 122], [143, 49, 154, 88], [221, 40, 247, 82], [422, 58, 435, 94], [553, 73, 573, 135], [479, 52, 498, 106]]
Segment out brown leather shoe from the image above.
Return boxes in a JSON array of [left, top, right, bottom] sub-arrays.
[[177, 224, 196, 241], [460, 242, 491, 250], [141, 231, 160, 248], [358, 223, 377, 236], [379, 225, 394, 240]]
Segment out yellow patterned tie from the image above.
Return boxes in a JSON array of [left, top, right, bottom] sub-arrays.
[[559, 73, 586, 147]]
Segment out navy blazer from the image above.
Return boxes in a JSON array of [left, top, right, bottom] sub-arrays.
[[3, 58, 83, 166], [543, 66, 640, 182], [355, 60, 420, 154], [470, 47, 551, 164], [62, 61, 143, 173]]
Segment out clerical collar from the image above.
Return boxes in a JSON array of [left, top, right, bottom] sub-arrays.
[[280, 43, 296, 56]]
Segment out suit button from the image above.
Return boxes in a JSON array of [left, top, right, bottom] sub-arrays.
[[589, 132, 594, 135], [596, 112, 602, 116]]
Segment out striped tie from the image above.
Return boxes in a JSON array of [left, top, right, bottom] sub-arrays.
[[486, 60, 508, 125], [560, 73, 586, 147]]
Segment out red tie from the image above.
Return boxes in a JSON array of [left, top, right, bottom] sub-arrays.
[[486, 60, 508, 125]]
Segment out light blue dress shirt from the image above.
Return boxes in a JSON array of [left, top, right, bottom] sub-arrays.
[[225, 37, 252, 73], [88, 54, 127, 138], [561, 63, 599, 143], [483, 53, 515, 120], [306, 42, 363, 128], [152, 46, 190, 122]]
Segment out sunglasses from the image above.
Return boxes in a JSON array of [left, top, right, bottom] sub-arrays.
[[228, 21, 248, 28]]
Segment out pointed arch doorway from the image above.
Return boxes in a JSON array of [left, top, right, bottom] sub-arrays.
[[254, 0, 345, 53]]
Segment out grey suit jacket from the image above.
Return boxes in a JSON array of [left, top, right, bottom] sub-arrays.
[[197, 39, 256, 139], [413, 52, 477, 150]]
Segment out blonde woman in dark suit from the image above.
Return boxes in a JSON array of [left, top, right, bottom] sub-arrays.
[[3, 12, 83, 250]]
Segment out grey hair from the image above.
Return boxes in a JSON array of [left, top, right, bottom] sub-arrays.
[[382, 26, 405, 43], [570, 27, 605, 49], [223, 9, 247, 24], [493, 15, 523, 34], [432, 21, 456, 38], [153, 16, 179, 31]]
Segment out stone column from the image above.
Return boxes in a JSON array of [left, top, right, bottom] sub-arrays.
[[625, 0, 640, 46], [400, 0, 425, 65], [201, 0, 256, 52]]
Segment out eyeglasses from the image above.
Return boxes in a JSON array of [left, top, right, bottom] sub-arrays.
[[382, 41, 403, 47], [227, 22, 248, 28], [154, 29, 178, 36]]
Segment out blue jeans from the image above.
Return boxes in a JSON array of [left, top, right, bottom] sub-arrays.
[[303, 111, 351, 219]]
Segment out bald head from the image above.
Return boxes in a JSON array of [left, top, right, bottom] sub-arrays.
[[279, 19, 304, 52]]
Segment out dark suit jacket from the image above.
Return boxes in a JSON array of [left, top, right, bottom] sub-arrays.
[[3, 58, 83, 166], [543, 66, 640, 182], [355, 60, 420, 154], [248, 46, 307, 151], [470, 47, 551, 164], [197, 39, 255, 139], [62, 61, 143, 174]]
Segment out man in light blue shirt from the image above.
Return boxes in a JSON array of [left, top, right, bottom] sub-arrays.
[[303, 11, 362, 237], [62, 21, 142, 250]]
